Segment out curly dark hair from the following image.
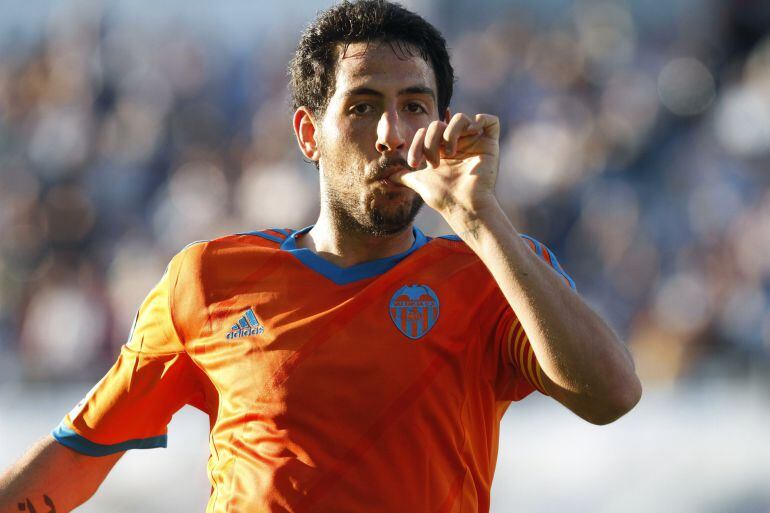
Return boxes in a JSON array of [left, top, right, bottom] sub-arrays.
[[289, 0, 454, 118]]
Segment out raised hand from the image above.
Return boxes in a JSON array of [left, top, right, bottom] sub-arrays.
[[390, 112, 501, 225]]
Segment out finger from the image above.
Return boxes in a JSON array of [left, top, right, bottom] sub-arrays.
[[443, 113, 476, 156], [389, 168, 430, 192], [408, 127, 427, 169], [475, 113, 500, 139], [423, 120, 446, 168]]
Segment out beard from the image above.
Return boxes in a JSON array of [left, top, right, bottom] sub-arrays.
[[326, 185, 424, 237], [318, 148, 424, 237]]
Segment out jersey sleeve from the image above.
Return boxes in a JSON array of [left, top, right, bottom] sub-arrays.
[[487, 235, 576, 401], [52, 247, 206, 456]]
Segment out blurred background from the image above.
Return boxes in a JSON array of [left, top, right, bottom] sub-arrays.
[[0, 0, 768, 511]]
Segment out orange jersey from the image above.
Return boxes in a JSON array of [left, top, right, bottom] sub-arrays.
[[53, 226, 575, 513]]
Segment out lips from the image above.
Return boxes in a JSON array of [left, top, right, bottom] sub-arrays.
[[374, 164, 411, 183], [381, 166, 406, 180]]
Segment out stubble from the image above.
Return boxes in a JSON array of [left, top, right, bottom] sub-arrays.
[[319, 150, 424, 237]]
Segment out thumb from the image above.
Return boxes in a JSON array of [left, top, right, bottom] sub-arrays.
[[389, 168, 429, 191]]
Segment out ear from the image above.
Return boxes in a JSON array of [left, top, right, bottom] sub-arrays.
[[293, 107, 321, 162]]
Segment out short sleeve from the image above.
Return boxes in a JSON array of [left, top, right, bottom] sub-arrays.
[[52, 250, 205, 456], [488, 235, 576, 401]]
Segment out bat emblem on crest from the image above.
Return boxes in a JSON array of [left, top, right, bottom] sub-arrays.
[[389, 284, 440, 340]]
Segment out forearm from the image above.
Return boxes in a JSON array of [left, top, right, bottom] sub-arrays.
[[0, 436, 122, 513], [449, 201, 641, 424], [394, 109, 639, 422]]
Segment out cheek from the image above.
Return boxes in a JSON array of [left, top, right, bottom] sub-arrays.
[[318, 137, 368, 188], [321, 122, 366, 156], [346, 121, 379, 150]]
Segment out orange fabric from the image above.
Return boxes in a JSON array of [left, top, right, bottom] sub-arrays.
[[59, 231, 564, 513]]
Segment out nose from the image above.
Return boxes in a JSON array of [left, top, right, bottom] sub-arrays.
[[375, 109, 406, 154]]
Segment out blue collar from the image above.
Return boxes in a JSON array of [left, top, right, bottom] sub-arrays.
[[280, 225, 427, 285]]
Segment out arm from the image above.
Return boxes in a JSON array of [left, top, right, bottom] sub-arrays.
[[0, 246, 205, 513], [393, 112, 642, 424], [451, 202, 641, 424], [0, 436, 123, 513]]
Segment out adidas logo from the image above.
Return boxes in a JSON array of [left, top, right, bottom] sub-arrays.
[[226, 308, 265, 339]]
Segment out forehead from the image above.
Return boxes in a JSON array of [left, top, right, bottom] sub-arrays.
[[332, 41, 436, 94]]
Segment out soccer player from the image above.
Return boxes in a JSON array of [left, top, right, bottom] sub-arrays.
[[0, 1, 642, 512]]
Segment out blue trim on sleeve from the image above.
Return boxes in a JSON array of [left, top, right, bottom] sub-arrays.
[[274, 228, 292, 237], [543, 245, 576, 290], [520, 234, 544, 258], [52, 424, 167, 456], [520, 234, 576, 290], [437, 234, 463, 242], [280, 225, 428, 285], [242, 230, 284, 244]]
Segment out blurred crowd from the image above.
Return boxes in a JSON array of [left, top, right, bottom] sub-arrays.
[[0, 0, 768, 386]]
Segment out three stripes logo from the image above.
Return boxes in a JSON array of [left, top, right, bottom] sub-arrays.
[[226, 308, 265, 339]]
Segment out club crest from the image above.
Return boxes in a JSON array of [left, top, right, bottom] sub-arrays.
[[389, 284, 440, 340]]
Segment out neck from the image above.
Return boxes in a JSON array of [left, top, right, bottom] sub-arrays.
[[296, 209, 416, 268]]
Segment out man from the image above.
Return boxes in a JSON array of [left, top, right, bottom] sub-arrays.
[[0, 1, 641, 512]]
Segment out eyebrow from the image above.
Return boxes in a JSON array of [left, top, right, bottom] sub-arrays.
[[344, 85, 436, 101]]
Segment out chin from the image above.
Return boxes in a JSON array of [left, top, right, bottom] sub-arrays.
[[367, 196, 424, 236], [328, 187, 423, 237]]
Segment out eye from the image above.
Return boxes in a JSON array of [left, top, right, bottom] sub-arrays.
[[404, 102, 427, 114], [350, 103, 374, 115]]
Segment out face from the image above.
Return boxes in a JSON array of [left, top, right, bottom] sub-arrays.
[[314, 41, 440, 236]]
